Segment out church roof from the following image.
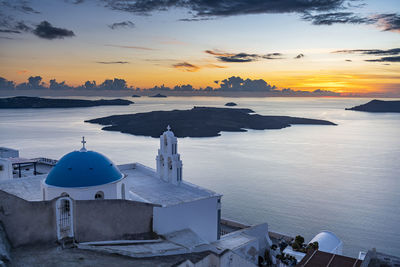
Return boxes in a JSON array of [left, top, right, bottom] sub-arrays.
[[120, 163, 220, 206], [45, 150, 123, 188]]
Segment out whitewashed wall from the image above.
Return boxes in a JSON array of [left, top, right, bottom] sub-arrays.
[[0, 159, 12, 180], [43, 180, 124, 200], [153, 197, 219, 242]]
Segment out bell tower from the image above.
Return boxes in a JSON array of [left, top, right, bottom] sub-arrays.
[[156, 126, 183, 185]]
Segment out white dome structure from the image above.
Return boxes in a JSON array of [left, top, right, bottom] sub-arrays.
[[42, 137, 126, 201], [309, 231, 343, 255]]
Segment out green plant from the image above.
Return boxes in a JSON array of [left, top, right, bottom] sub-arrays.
[[295, 235, 304, 246], [291, 242, 300, 250]]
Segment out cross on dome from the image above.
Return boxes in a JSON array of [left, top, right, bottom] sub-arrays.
[[167, 125, 171, 131], [80, 136, 87, 152]]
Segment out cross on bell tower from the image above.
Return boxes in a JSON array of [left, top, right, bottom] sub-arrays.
[[80, 136, 87, 152]]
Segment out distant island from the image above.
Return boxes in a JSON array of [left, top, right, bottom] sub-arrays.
[[86, 106, 336, 137], [150, 93, 167, 98], [346, 99, 400, 113], [132, 94, 141, 98], [225, 102, 237, 106], [0, 96, 133, 109]]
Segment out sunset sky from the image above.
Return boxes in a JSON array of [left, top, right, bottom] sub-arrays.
[[0, 0, 399, 95]]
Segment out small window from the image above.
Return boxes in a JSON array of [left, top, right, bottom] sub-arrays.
[[0, 165, 3, 171], [95, 191, 104, 200], [61, 192, 69, 197], [63, 200, 70, 212], [168, 158, 172, 170]]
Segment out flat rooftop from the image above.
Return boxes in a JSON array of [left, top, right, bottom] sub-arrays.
[[0, 162, 220, 205], [121, 163, 220, 206], [0, 175, 45, 201]]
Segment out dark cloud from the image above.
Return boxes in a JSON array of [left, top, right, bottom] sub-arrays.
[[33, 21, 75, 40], [205, 50, 282, 63], [219, 76, 276, 91], [333, 48, 400, 56], [302, 11, 400, 34], [1, 0, 40, 14], [0, 18, 32, 34], [173, 84, 194, 91], [204, 64, 227, 69], [302, 12, 373, 25], [312, 89, 341, 96], [15, 21, 32, 31], [97, 61, 129, 64], [49, 79, 73, 90], [0, 29, 21, 33], [281, 88, 340, 96], [1, 76, 132, 90], [218, 53, 259, 62], [105, 44, 155, 50], [178, 17, 215, 22], [374, 13, 400, 33], [365, 56, 400, 62], [15, 76, 45, 90], [98, 78, 129, 90], [147, 84, 172, 91], [102, 0, 352, 17], [263, 53, 283, 59], [108, 21, 135, 29], [173, 62, 200, 72], [0, 77, 16, 90], [294, 53, 304, 59]]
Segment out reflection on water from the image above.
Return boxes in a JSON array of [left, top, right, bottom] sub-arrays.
[[1, 97, 399, 257]]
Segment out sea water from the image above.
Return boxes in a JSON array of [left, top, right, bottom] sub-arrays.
[[0, 97, 399, 257]]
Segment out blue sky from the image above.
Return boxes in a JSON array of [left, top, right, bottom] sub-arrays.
[[0, 0, 399, 95]]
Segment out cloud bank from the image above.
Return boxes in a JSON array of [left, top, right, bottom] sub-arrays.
[[100, 0, 352, 16], [333, 47, 400, 62], [33, 21, 75, 39], [0, 75, 341, 96], [108, 21, 135, 29], [205, 50, 283, 63], [1, 76, 132, 90]]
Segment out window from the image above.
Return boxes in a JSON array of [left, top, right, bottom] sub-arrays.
[[62, 199, 70, 212], [61, 192, 69, 197], [168, 158, 172, 170], [95, 191, 104, 200]]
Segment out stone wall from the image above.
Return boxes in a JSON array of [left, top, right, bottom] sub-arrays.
[[0, 190, 57, 247], [74, 199, 154, 242], [0, 190, 155, 247]]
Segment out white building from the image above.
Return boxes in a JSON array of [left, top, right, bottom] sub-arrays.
[[282, 230, 343, 263], [309, 230, 343, 255], [37, 127, 221, 242]]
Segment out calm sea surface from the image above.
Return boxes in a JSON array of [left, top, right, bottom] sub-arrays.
[[1, 97, 399, 257]]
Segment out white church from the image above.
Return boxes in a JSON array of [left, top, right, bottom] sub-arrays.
[[37, 126, 221, 242], [0, 127, 273, 266]]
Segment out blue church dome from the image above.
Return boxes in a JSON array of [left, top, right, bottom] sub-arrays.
[[45, 150, 123, 188]]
